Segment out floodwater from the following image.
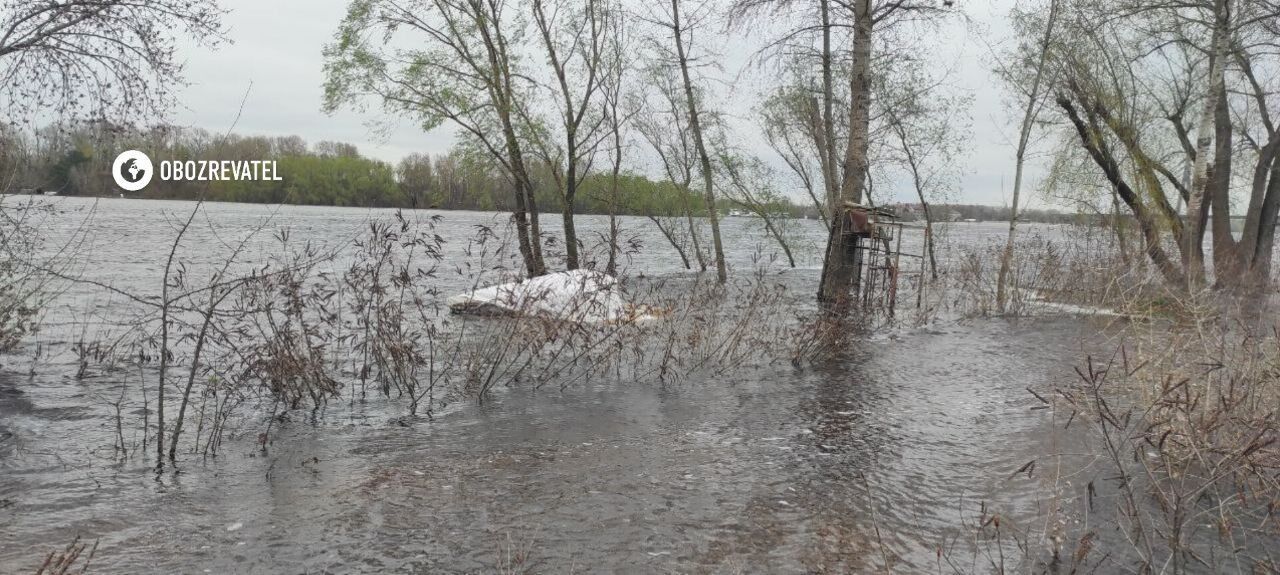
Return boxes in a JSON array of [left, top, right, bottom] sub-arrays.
[[1, 198, 1099, 573]]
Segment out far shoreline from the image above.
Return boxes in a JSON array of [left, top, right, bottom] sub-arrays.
[[2, 193, 1085, 226]]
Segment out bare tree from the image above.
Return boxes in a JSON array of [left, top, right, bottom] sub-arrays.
[[529, 0, 613, 270], [0, 0, 226, 126], [995, 0, 1060, 311], [716, 150, 798, 267], [760, 80, 832, 229], [729, 0, 846, 220], [634, 65, 709, 271], [650, 0, 727, 283], [882, 70, 969, 280], [600, 8, 634, 275], [1042, 0, 1280, 290], [324, 0, 547, 276]]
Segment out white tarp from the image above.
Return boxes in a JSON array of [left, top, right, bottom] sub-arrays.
[[447, 270, 654, 324]]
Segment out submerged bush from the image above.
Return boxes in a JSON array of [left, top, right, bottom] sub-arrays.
[[0, 198, 69, 352]]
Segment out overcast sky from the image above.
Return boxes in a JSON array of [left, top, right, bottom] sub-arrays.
[[170, 0, 1048, 208]]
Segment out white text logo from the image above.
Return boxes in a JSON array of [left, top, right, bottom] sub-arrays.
[[112, 153, 285, 192]]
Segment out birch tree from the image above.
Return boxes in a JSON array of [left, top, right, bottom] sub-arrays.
[[1041, 0, 1280, 290], [1183, 0, 1230, 290]]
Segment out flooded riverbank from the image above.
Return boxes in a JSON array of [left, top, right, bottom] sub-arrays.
[[1, 198, 1102, 572], [2, 316, 1100, 572]]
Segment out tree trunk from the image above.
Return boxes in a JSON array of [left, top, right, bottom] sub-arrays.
[[1184, 0, 1228, 290], [919, 202, 939, 281], [1209, 80, 1239, 283], [564, 158, 580, 269], [1249, 154, 1280, 281], [819, 0, 839, 216], [681, 187, 707, 271], [817, 0, 872, 309], [1059, 95, 1186, 286], [671, 0, 726, 283], [479, 11, 544, 277], [506, 146, 543, 276], [997, 0, 1058, 312], [1112, 184, 1131, 266], [526, 182, 546, 274], [1239, 137, 1278, 261], [607, 127, 623, 275]]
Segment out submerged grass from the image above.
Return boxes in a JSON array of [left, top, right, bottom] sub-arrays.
[[927, 229, 1280, 574], [32, 536, 97, 575], [944, 320, 1280, 574], [20, 206, 827, 470]]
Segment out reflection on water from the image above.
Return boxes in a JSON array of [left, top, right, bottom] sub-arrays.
[[1, 198, 1090, 572]]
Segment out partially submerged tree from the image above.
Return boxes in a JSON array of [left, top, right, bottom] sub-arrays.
[[634, 65, 709, 271], [324, 0, 547, 276], [716, 150, 798, 267], [1039, 134, 1136, 265], [729, 0, 953, 309], [398, 153, 437, 208], [881, 68, 970, 280], [759, 80, 835, 229], [529, 0, 613, 270], [995, 0, 1060, 311], [599, 9, 633, 275], [646, 0, 728, 283], [730, 0, 848, 222], [824, 1, 956, 308], [1038, 0, 1280, 290], [622, 174, 702, 269]]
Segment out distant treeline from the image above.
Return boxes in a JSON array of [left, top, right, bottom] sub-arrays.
[[1, 123, 1077, 223], [0, 123, 806, 218], [888, 203, 1079, 224]]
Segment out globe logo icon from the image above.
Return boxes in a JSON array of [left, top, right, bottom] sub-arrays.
[[121, 159, 144, 182], [112, 150, 154, 192]]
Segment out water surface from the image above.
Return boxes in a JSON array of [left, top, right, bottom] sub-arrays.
[[1, 198, 1092, 572]]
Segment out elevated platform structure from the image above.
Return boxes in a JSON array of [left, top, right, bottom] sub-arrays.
[[836, 202, 925, 316]]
